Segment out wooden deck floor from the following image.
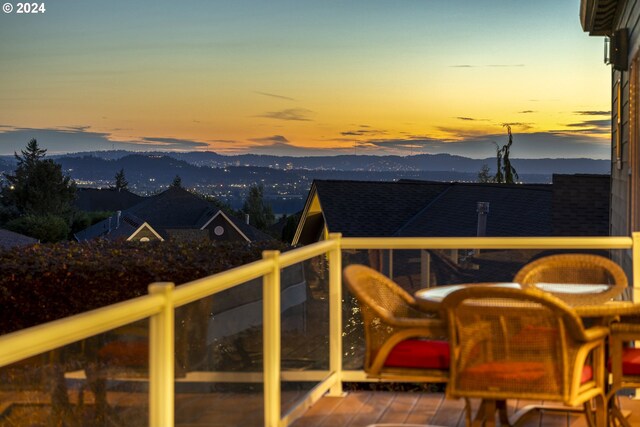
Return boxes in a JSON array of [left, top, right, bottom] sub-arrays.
[[3, 389, 640, 426], [290, 391, 640, 427]]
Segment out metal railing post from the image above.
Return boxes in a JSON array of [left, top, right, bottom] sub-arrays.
[[328, 233, 343, 396], [148, 282, 175, 427], [262, 250, 281, 427]]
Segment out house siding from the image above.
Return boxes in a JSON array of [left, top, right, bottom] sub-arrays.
[[129, 226, 161, 242], [204, 215, 246, 242], [612, 0, 640, 274]]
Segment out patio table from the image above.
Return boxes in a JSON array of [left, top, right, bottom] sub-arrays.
[[415, 282, 637, 314]]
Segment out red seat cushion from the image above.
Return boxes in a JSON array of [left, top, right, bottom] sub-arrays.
[[98, 340, 148, 367], [383, 339, 450, 370], [581, 365, 593, 383], [622, 348, 640, 376]]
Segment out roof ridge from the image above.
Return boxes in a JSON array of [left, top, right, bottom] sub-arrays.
[[392, 184, 455, 236]]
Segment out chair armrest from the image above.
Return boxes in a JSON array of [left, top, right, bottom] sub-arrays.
[[581, 326, 610, 342]]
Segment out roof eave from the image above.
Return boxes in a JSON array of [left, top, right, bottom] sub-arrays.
[[580, 0, 621, 36]]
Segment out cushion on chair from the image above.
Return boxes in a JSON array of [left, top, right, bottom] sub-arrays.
[[581, 365, 593, 383], [383, 339, 450, 370], [621, 347, 640, 376], [98, 340, 148, 367]]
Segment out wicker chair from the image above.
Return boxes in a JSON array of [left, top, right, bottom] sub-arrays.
[[441, 286, 608, 427], [343, 264, 449, 382], [607, 318, 640, 426], [513, 254, 627, 306]]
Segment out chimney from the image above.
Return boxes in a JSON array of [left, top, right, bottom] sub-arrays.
[[476, 202, 490, 237], [116, 211, 122, 229], [245, 214, 250, 225]]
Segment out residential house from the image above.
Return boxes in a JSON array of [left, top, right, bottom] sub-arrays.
[[75, 186, 272, 243], [581, 0, 639, 272], [74, 188, 143, 212], [295, 176, 610, 244], [294, 176, 609, 287]]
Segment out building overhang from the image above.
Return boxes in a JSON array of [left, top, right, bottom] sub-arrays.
[[580, 0, 621, 35]]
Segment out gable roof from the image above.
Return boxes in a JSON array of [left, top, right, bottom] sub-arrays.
[[128, 186, 215, 234], [313, 180, 450, 237], [294, 179, 554, 243], [0, 229, 38, 250], [395, 182, 552, 237], [74, 186, 273, 242], [74, 188, 143, 212], [74, 211, 153, 241]]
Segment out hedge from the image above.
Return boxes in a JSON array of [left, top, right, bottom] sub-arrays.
[[0, 239, 289, 335]]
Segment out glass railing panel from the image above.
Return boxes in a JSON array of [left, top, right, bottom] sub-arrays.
[[341, 246, 633, 371], [174, 278, 264, 427], [280, 257, 330, 417], [0, 320, 150, 427]]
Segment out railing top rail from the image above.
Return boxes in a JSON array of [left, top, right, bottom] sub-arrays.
[[278, 240, 337, 268], [173, 258, 273, 307], [0, 293, 164, 368], [341, 236, 634, 250]]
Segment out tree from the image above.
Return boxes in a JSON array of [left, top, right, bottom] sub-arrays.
[[2, 139, 76, 218], [5, 214, 70, 242], [281, 212, 301, 243], [477, 164, 493, 183], [171, 175, 182, 188], [113, 168, 128, 192], [242, 185, 275, 231], [492, 125, 519, 184]]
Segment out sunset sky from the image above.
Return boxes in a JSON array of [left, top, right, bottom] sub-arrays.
[[0, 0, 611, 159]]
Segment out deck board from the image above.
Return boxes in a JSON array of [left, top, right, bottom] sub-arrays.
[[290, 391, 640, 427]]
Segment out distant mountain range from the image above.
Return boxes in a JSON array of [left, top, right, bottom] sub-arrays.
[[33, 150, 609, 175], [0, 151, 610, 185]]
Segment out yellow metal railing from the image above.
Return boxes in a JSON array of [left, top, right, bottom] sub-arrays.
[[0, 233, 638, 427]]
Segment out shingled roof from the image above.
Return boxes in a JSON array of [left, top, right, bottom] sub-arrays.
[[294, 180, 554, 244], [0, 229, 38, 250], [74, 188, 143, 212], [74, 186, 272, 242], [314, 180, 449, 237], [395, 182, 552, 237]]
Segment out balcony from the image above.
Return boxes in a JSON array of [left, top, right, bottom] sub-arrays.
[[1, 235, 639, 426]]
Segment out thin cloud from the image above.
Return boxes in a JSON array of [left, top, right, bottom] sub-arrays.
[[455, 117, 490, 122], [257, 108, 313, 121], [208, 139, 237, 143], [340, 127, 386, 137], [502, 122, 533, 131], [565, 119, 610, 128], [518, 110, 536, 114], [450, 64, 525, 68], [138, 137, 210, 149], [556, 118, 610, 135], [574, 110, 611, 116], [249, 135, 290, 144], [254, 91, 296, 101]]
